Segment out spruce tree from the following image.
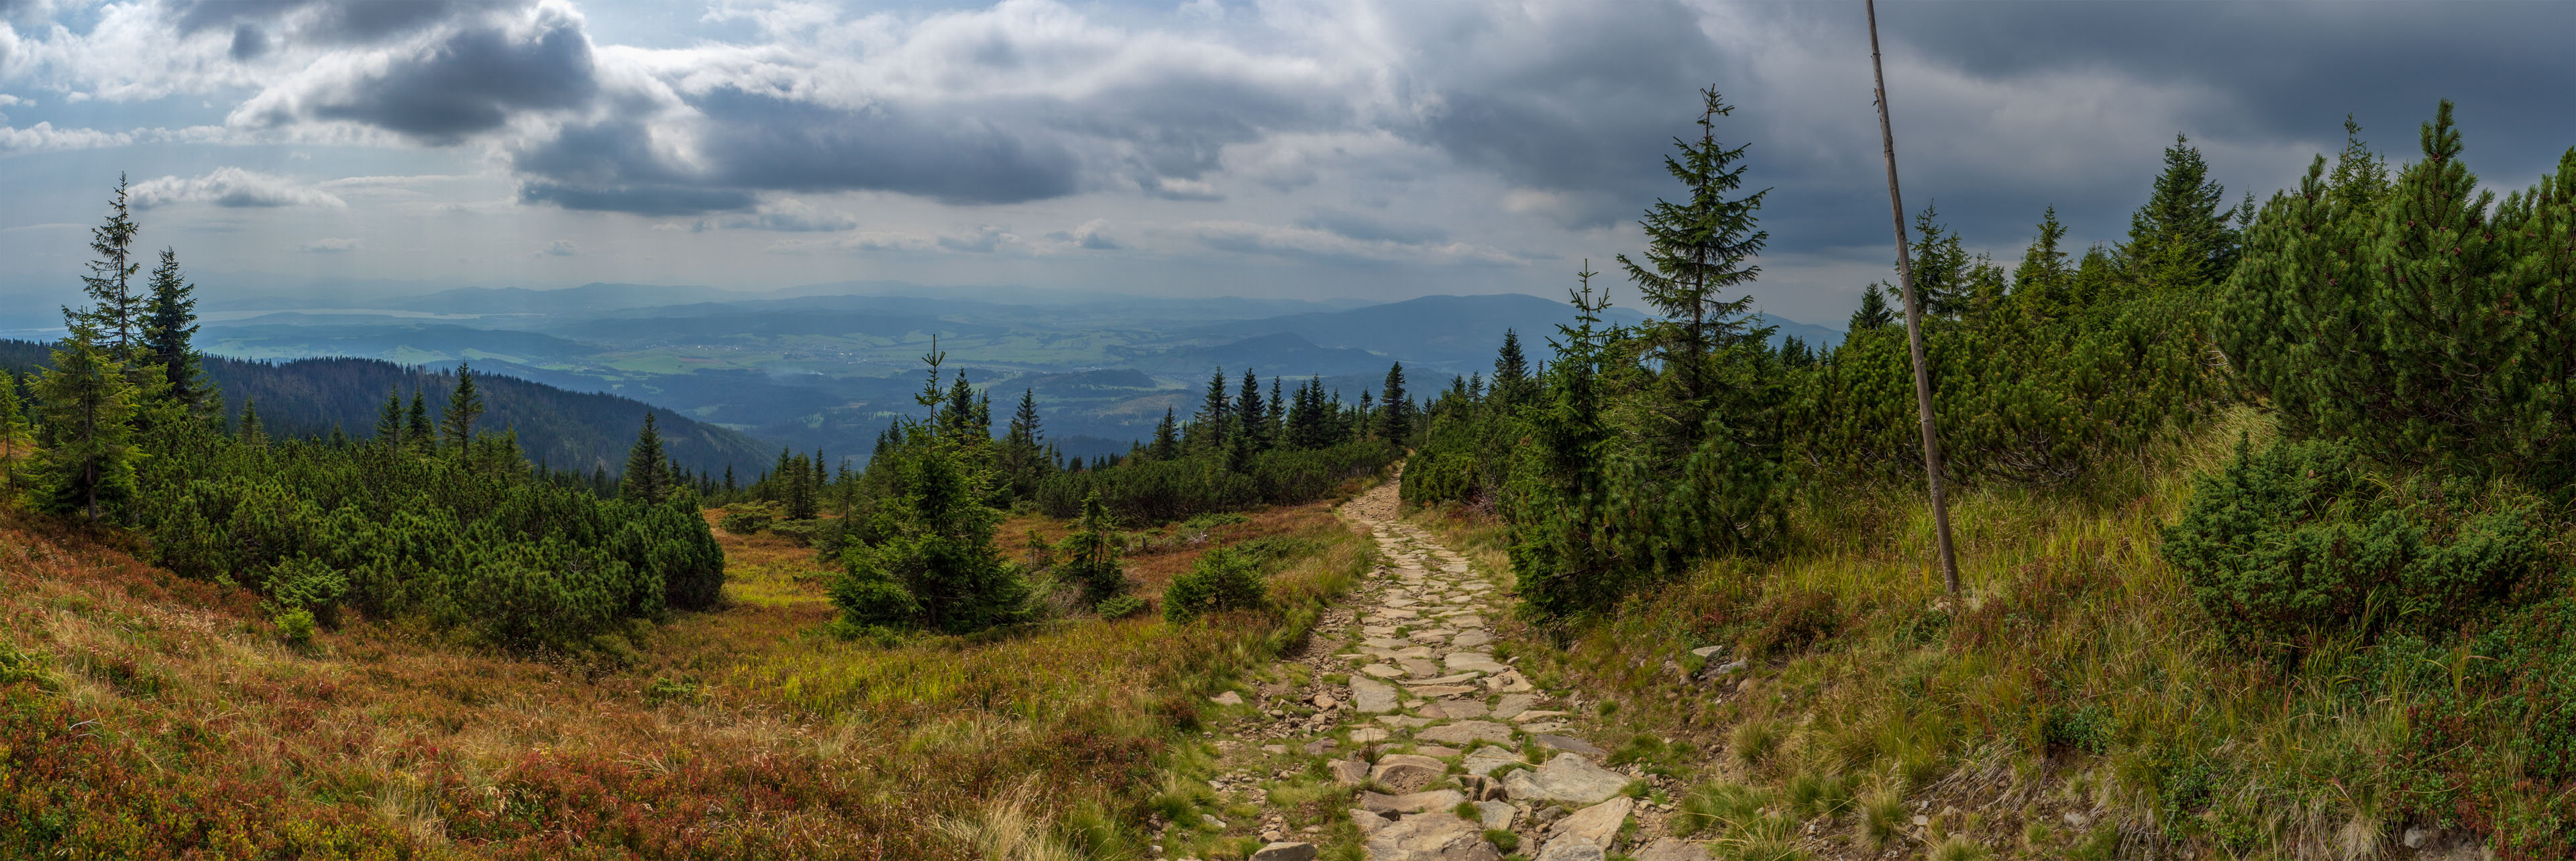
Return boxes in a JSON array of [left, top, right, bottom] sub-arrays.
[[31, 314, 140, 521], [1847, 282, 1896, 333], [236, 398, 267, 447], [1151, 408, 1180, 460], [622, 412, 670, 503], [1236, 368, 1266, 452], [1511, 266, 1619, 618], [75, 175, 144, 353], [2123, 133, 2241, 291], [140, 247, 209, 412], [1617, 87, 1771, 422], [0, 371, 27, 492], [1493, 329, 1531, 405], [1379, 363, 1410, 443], [1907, 204, 1978, 318], [405, 388, 432, 449], [1195, 368, 1230, 452], [2011, 207, 2075, 317], [373, 389, 403, 445], [1266, 376, 1285, 443], [440, 362, 483, 449]]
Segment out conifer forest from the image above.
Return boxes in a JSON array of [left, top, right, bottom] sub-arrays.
[[3, 3, 2575, 860]]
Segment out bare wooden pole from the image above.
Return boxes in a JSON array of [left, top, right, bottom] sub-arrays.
[[1866, 0, 1963, 597]]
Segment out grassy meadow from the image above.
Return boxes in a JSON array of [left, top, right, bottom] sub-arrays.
[[0, 494, 1375, 860], [1412, 407, 2559, 860]]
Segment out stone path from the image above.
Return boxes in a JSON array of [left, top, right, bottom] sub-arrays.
[[1173, 477, 1713, 861]]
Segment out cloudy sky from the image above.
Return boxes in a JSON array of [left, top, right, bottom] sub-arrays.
[[2, 0, 2571, 326]]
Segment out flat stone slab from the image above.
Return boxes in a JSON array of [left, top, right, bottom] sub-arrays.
[[1445, 652, 1509, 674], [1364, 638, 1413, 650], [1371, 754, 1448, 793], [1631, 838, 1715, 861], [1375, 715, 1436, 728], [1401, 658, 1442, 678], [1350, 728, 1391, 743], [1415, 673, 1483, 685], [1406, 684, 1479, 698], [1512, 710, 1569, 724], [1417, 720, 1515, 745], [1554, 797, 1631, 846], [1503, 753, 1628, 805], [1519, 722, 1568, 734], [1363, 665, 1409, 679], [1438, 699, 1489, 719], [1350, 678, 1399, 713], [1394, 646, 1436, 659], [1514, 732, 1597, 752], [1462, 748, 1523, 777], [1533, 838, 1605, 861], [1489, 694, 1538, 720], [1254, 842, 1320, 861], [1451, 631, 1493, 648], [1212, 691, 1244, 705], [1358, 789, 1465, 815], [1364, 811, 1501, 861], [1482, 670, 1534, 693]]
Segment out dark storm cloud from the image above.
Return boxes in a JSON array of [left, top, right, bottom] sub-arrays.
[[170, 0, 531, 44], [693, 89, 1081, 205], [294, 12, 597, 142], [1391, 1, 1729, 228], [508, 88, 1083, 216]]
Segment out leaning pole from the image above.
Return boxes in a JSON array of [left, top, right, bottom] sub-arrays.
[[1865, 0, 1964, 597]]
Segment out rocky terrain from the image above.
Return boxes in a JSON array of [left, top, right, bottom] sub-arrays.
[[1170, 479, 1711, 861]]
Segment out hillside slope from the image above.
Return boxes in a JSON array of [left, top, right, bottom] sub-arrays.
[[0, 341, 777, 478]]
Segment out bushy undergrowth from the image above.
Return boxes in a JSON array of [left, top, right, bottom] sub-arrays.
[[138, 431, 724, 651], [1035, 439, 1398, 524], [1413, 408, 2576, 858], [2163, 437, 2543, 650]]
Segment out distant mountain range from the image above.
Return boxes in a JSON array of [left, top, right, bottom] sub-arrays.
[[0, 341, 775, 479], [43, 286, 1850, 468]]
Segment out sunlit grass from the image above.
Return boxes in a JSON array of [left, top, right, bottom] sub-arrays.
[[0, 483, 1379, 859]]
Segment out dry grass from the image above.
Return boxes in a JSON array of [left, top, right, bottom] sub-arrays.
[[0, 490, 1375, 859]]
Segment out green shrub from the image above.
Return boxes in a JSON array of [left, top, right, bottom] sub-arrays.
[[769, 517, 820, 547], [643, 676, 703, 707], [0, 642, 57, 691], [718, 506, 774, 534], [274, 607, 317, 647], [1095, 595, 1146, 619], [1163, 547, 1268, 623], [2162, 438, 2540, 650]]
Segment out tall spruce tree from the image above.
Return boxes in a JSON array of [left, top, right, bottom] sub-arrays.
[[1617, 87, 1771, 427], [1378, 364, 1410, 443], [0, 371, 28, 492], [622, 412, 671, 503], [1195, 368, 1230, 452], [2123, 134, 2241, 291], [1510, 265, 1619, 618], [373, 389, 403, 445], [236, 398, 267, 447], [31, 314, 140, 521], [1267, 377, 1285, 443], [1236, 369, 1266, 452], [440, 363, 483, 449], [405, 388, 432, 449], [1151, 408, 1180, 460], [76, 175, 144, 353], [1493, 329, 1531, 405], [141, 247, 209, 412]]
